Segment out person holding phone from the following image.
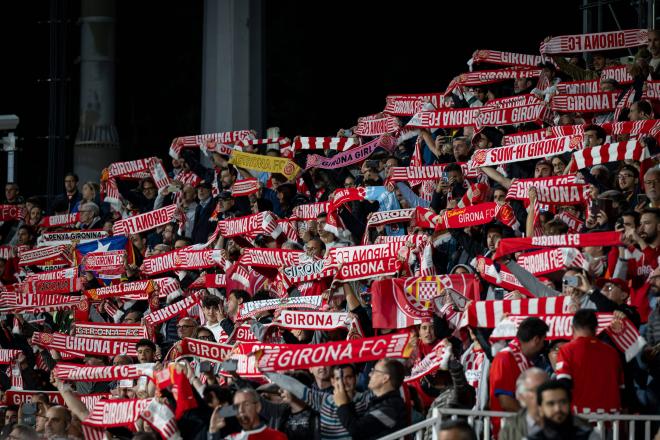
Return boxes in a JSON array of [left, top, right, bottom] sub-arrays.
[[209, 388, 287, 440]]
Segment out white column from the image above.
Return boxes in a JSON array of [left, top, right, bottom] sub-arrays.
[[201, 0, 262, 142]]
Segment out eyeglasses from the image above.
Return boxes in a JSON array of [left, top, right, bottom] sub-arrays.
[[197, 334, 213, 340], [369, 368, 389, 376], [617, 174, 635, 179]]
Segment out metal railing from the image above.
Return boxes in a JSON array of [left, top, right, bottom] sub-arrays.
[[378, 408, 660, 440]]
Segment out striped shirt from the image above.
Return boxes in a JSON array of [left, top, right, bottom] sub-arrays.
[[303, 388, 372, 440]]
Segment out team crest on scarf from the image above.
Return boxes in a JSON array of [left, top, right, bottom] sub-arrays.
[[397, 276, 444, 319], [569, 135, 583, 149], [471, 149, 488, 166]]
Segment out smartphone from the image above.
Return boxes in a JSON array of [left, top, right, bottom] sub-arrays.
[[335, 368, 344, 380], [21, 402, 36, 427], [200, 361, 212, 373], [590, 200, 602, 216], [637, 194, 650, 207], [440, 172, 449, 183], [221, 359, 238, 372], [119, 379, 135, 388], [218, 404, 238, 418], [494, 287, 504, 300], [563, 276, 579, 288]]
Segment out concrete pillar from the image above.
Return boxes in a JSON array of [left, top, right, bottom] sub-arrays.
[[74, 0, 120, 184], [201, 0, 263, 150]]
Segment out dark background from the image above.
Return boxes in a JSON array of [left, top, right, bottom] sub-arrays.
[[0, 1, 644, 199]]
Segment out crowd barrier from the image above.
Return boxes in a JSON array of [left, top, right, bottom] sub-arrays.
[[378, 408, 660, 440]]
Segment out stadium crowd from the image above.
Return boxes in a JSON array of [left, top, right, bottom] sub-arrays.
[[0, 28, 660, 440]]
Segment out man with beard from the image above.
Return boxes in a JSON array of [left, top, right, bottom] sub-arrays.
[[621, 208, 660, 321], [431, 163, 467, 211], [643, 168, 660, 208], [209, 388, 287, 440], [528, 381, 599, 440]]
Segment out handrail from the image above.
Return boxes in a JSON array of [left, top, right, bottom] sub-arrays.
[[378, 408, 660, 440]]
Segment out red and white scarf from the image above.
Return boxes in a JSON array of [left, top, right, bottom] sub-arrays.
[[84, 398, 152, 428], [603, 119, 660, 137], [0, 205, 25, 222], [291, 202, 331, 221], [494, 230, 623, 259], [38, 213, 81, 229], [143, 291, 203, 326], [551, 92, 619, 113], [506, 176, 580, 201], [257, 332, 413, 371], [325, 242, 404, 281], [237, 137, 291, 149], [384, 93, 447, 116], [500, 338, 533, 373], [273, 310, 352, 331], [540, 29, 648, 54], [37, 230, 108, 246], [0, 350, 21, 365], [407, 108, 480, 128], [492, 313, 646, 361], [570, 140, 647, 171], [556, 210, 585, 233], [355, 115, 400, 136], [502, 128, 550, 146], [23, 267, 82, 295], [292, 136, 358, 151], [239, 248, 304, 269], [388, 163, 480, 183], [474, 256, 533, 297], [5, 390, 110, 409], [112, 204, 180, 236], [178, 338, 233, 361], [0, 293, 84, 312], [475, 103, 548, 129], [54, 363, 155, 382], [556, 80, 600, 95], [516, 248, 583, 276], [305, 135, 395, 170], [210, 211, 281, 245], [601, 65, 634, 84], [82, 250, 126, 275], [18, 245, 72, 267], [237, 295, 323, 320], [32, 332, 138, 357], [71, 322, 149, 341], [85, 279, 155, 300], [231, 178, 260, 197], [405, 341, 453, 383], [446, 67, 541, 94], [469, 49, 549, 68], [141, 248, 225, 276], [461, 296, 577, 328], [468, 135, 583, 168], [169, 130, 253, 158], [140, 400, 182, 440]]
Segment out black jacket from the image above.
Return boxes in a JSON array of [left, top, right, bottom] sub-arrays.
[[336, 389, 406, 440], [191, 196, 219, 244]]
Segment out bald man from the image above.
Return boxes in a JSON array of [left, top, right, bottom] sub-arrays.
[[44, 406, 71, 439], [498, 368, 549, 440]]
